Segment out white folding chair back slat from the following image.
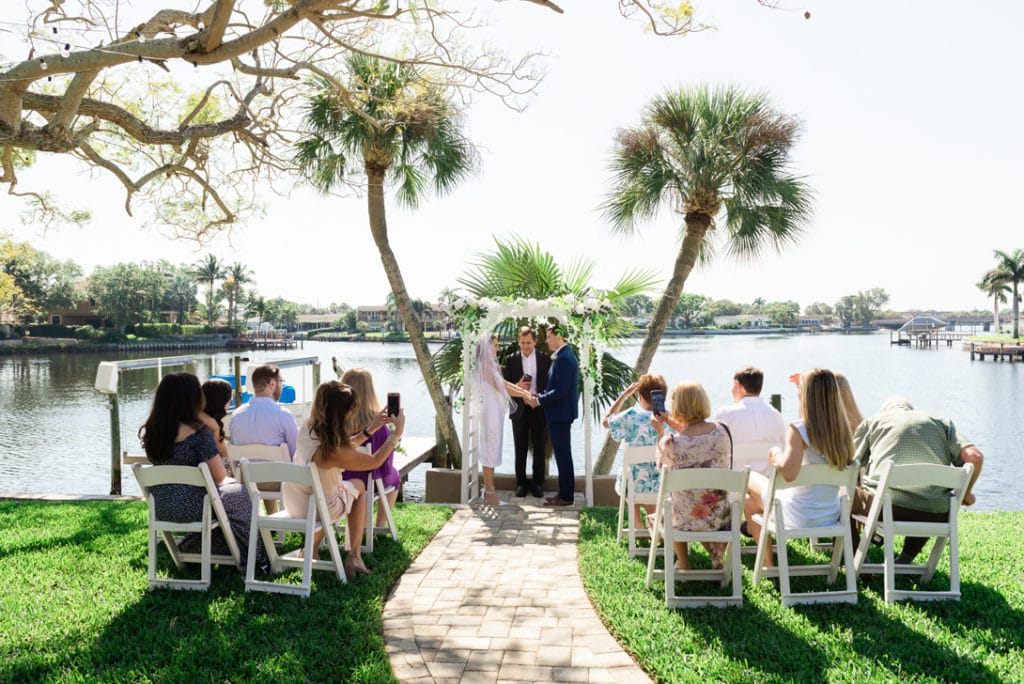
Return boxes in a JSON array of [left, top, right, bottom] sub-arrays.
[[239, 459, 347, 597], [752, 463, 859, 606], [228, 443, 291, 543], [853, 461, 973, 603], [645, 465, 750, 609], [132, 461, 242, 591], [731, 440, 777, 476], [616, 445, 660, 557]]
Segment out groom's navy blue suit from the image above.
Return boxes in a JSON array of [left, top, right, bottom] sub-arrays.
[[537, 343, 579, 502]]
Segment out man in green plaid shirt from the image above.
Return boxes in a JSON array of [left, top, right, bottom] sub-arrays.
[[851, 397, 984, 563]]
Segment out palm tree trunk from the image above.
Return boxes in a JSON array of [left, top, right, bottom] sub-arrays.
[[1007, 282, 1015, 339], [366, 171, 463, 464], [594, 213, 711, 474], [993, 295, 1000, 333]]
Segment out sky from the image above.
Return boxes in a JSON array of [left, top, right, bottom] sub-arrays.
[[3, 1, 1022, 313]]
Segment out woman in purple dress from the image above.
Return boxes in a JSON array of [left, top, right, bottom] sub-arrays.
[[341, 369, 400, 531], [139, 372, 268, 574]]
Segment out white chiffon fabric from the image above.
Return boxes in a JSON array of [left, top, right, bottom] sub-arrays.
[[474, 333, 511, 468]]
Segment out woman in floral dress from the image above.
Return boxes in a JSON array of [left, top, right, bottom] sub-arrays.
[[603, 374, 670, 527], [651, 381, 732, 570]]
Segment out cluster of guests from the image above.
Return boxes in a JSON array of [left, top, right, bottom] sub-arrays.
[[605, 366, 984, 571], [138, 364, 405, 578]]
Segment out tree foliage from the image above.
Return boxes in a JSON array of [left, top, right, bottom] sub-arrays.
[[989, 249, 1024, 339], [0, 236, 81, 324], [87, 261, 167, 332], [833, 288, 889, 328], [0, 1, 703, 236]]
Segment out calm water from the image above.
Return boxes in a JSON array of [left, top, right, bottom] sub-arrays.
[[1, 334, 1018, 510]]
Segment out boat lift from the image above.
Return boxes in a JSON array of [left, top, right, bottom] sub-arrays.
[[95, 354, 321, 495]]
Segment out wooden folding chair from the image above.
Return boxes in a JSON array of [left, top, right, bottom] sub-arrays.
[[645, 465, 749, 608], [615, 444, 660, 557], [239, 459, 347, 597], [752, 464, 859, 606], [853, 461, 973, 603], [132, 462, 242, 591]]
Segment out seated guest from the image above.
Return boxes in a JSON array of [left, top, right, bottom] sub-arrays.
[[282, 381, 405, 577], [712, 366, 786, 473], [341, 368, 399, 531], [230, 364, 298, 512], [791, 370, 864, 433], [851, 396, 983, 563], [745, 368, 855, 567], [603, 373, 671, 528], [139, 372, 268, 574], [835, 372, 864, 433], [200, 378, 233, 462], [651, 381, 732, 571]]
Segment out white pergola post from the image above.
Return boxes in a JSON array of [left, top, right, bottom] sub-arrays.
[[459, 300, 596, 506]]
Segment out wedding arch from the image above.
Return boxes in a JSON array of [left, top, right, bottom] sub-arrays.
[[452, 294, 613, 506]]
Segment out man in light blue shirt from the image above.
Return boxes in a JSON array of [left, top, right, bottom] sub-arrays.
[[229, 364, 298, 457]]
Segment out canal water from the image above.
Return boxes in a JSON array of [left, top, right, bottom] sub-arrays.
[[1, 333, 1018, 510]]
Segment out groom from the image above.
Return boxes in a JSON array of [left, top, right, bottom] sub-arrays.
[[529, 323, 579, 507]]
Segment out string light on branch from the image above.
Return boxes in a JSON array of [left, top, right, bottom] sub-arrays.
[[39, 58, 47, 71], [136, 31, 146, 43]]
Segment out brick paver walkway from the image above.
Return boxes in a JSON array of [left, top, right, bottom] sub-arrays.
[[382, 495, 651, 684]]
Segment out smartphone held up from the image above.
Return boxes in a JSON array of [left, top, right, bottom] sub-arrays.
[[387, 392, 401, 417], [650, 389, 666, 416]]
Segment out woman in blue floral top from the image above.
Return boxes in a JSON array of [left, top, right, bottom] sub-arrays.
[[604, 374, 670, 528]]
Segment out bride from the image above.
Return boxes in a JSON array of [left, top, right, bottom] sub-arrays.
[[474, 332, 534, 506]]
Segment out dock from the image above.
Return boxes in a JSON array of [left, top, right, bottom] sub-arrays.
[[890, 330, 966, 348], [970, 342, 1024, 362], [226, 335, 298, 351]]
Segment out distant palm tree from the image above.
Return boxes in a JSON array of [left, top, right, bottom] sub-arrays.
[[991, 248, 1024, 339], [295, 55, 476, 462], [977, 268, 1011, 334], [600, 84, 813, 470], [222, 262, 253, 330], [192, 255, 224, 326]]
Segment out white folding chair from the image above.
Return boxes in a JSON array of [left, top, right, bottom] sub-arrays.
[[239, 459, 347, 597], [853, 461, 973, 603], [645, 465, 749, 608], [752, 464, 859, 606], [615, 444, 660, 558], [132, 462, 242, 591], [228, 443, 291, 541], [355, 473, 399, 555], [731, 440, 777, 476]]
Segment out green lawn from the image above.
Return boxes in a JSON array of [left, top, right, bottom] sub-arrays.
[[578, 508, 1024, 683], [0, 500, 451, 683]]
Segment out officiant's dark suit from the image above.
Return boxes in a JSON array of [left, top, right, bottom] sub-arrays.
[[502, 327, 551, 497]]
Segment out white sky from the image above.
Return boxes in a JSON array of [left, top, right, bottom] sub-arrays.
[[4, 1, 1021, 312]]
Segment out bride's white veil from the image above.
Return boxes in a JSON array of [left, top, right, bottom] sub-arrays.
[[473, 331, 513, 412]]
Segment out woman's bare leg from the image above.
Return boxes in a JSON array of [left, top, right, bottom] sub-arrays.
[[673, 541, 690, 570], [345, 479, 371, 575], [482, 466, 500, 506], [745, 472, 773, 567], [375, 488, 399, 529]]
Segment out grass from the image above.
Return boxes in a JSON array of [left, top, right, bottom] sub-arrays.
[[0, 499, 452, 683], [578, 508, 1024, 683]]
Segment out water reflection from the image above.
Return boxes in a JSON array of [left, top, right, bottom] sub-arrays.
[[0, 335, 1018, 511]]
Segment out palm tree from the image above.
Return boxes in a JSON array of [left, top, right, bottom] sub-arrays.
[[977, 268, 1011, 334], [598, 84, 813, 471], [432, 236, 655, 413], [222, 262, 253, 330], [991, 249, 1024, 339], [295, 55, 476, 463], [192, 254, 224, 326]]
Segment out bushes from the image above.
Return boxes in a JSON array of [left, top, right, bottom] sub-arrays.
[[128, 323, 219, 337]]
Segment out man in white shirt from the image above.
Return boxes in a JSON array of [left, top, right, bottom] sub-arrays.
[[711, 366, 786, 472]]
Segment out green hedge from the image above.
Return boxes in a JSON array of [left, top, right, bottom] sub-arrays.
[[128, 323, 221, 337]]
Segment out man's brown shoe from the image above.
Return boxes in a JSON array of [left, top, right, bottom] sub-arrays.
[[543, 497, 573, 507]]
